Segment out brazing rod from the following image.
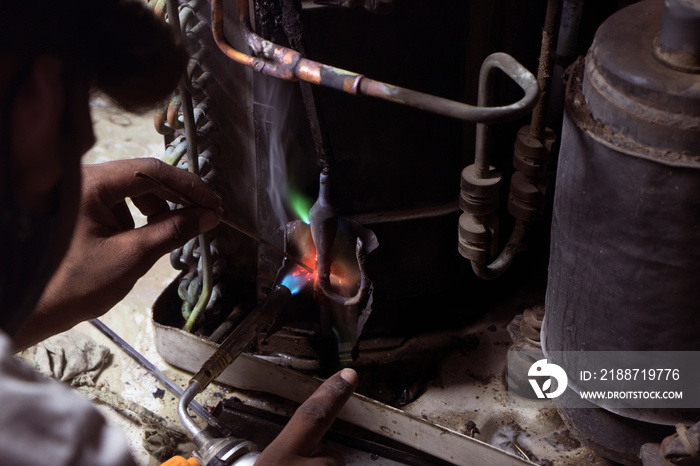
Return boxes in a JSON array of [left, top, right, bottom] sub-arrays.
[[134, 171, 314, 274], [90, 318, 230, 436]]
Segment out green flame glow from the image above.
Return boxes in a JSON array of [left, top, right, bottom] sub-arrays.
[[289, 189, 312, 225]]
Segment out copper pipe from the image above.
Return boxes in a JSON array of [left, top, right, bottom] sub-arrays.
[[149, 0, 167, 19], [211, 0, 539, 124], [166, 94, 184, 130], [154, 101, 174, 135]]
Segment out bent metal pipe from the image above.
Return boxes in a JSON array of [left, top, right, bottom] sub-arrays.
[[210, 0, 539, 125]]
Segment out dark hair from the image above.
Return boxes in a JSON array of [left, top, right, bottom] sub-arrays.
[[0, 0, 188, 112]]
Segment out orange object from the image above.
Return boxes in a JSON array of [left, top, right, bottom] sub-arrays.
[[160, 456, 200, 466]]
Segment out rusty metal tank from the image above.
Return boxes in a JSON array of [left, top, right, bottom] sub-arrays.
[[542, 0, 700, 463]]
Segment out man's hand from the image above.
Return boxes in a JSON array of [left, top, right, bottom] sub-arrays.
[[257, 368, 359, 466], [14, 158, 221, 350]]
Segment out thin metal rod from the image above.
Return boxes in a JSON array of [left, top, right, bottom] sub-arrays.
[[529, 0, 563, 141], [89, 318, 229, 435], [347, 200, 459, 225], [135, 171, 314, 273]]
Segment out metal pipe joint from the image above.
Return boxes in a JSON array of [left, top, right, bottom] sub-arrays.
[[309, 169, 371, 307]]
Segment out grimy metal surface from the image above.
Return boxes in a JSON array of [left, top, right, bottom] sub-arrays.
[[582, 0, 700, 159], [653, 0, 700, 73], [152, 316, 535, 466], [542, 0, 700, 459], [546, 58, 700, 424]]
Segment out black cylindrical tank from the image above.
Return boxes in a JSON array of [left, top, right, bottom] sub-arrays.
[[543, 0, 700, 463]]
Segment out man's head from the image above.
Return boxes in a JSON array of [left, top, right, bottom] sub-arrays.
[[0, 0, 188, 334]]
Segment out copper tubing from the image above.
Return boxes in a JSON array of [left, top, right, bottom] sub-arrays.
[[211, 0, 539, 124], [166, 94, 184, 130], [154, 101, 174, 135]]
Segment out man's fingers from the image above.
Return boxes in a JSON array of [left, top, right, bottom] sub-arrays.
[[256, 369, 358, 465], [130, 192, 170, 218], [309, 446, 345, 464], [109, 200, 136, 231], [271, 368, 358, 457], [114, 206, 220, 268], [85, 158, 221, 211]]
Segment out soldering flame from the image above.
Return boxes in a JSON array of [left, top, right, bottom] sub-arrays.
[[281, 265, 315, 295], [281, 234, 317, 295], [282, 222, 360, 297]]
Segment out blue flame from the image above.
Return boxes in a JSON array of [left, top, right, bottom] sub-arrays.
[[280, 268, 314, 295]]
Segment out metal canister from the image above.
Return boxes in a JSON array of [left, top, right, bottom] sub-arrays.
[[542, 0, 700, 463]]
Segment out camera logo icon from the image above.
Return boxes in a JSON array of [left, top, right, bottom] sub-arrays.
[[528, 359, 568, 399]]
